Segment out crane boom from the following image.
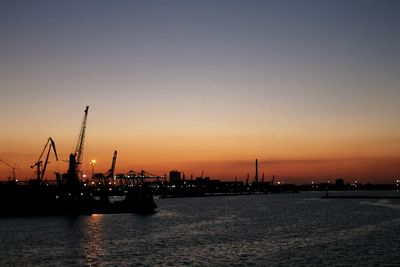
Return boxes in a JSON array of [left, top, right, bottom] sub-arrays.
[[74, 106, 89, 174], [31, 137, 59, 181], [109, 150, 117, 179], [41, 138, 59, 181], [0, 159, 19, 180], [0, 159, 13, 169], [101, 150, 118, 184]]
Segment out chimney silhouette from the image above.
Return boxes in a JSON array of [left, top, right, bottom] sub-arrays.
[[255, 159, 259, 183]]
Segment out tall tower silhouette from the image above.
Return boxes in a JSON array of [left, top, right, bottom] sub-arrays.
[[255, 159, 259, 183]]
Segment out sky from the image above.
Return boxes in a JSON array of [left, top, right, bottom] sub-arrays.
[[0, 0, 399, 183]]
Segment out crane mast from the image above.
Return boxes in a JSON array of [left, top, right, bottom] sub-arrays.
[[74, 106, 89, 175]]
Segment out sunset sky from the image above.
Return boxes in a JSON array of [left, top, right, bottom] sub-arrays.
[[1, 0, 399, 183]]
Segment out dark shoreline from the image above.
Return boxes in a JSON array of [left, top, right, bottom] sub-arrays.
[[322, 195, 400, 199]]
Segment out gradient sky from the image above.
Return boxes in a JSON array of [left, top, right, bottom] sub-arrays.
[[1, 0, 399, 183]]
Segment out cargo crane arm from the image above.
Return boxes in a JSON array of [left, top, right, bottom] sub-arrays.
[[31, 137, 59, 182], [0, 159, 19, 180], [74, 106, 89, 174], [108, 150, 117, 179], [97, 150, 117, 184]]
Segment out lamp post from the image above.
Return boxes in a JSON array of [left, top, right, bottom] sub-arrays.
[[90, 160, 96, 180]]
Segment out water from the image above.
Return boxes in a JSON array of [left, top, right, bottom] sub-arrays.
[[1, 192, 400, 266]]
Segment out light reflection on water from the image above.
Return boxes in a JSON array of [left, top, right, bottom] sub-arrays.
[[80, 214, 106, 266], [0, 192, 400, 266]]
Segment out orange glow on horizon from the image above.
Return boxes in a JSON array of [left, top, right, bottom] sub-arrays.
[[1, 111, 399, 184]]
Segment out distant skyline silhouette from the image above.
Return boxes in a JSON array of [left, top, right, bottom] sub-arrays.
[[1, 1, 399, 183]]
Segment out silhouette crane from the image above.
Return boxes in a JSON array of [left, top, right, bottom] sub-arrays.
[[31, 137, 59, 182], [0, 159, 19, 181]]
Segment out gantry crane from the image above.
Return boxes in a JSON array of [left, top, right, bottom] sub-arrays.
[[0, 159, 19, 181], [31, 137, 59, 182]]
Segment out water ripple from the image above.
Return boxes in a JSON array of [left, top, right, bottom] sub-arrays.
[[1, 192, 400, 266]]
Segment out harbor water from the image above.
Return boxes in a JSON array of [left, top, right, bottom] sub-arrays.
[[1, 192, 400, 266]]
